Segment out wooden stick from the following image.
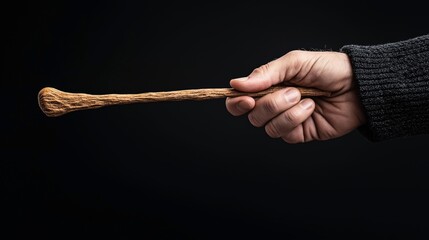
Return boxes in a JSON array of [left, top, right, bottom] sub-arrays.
[[38, 85, 331, 117]]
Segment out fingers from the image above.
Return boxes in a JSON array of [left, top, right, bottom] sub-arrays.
[[226, 87, 314, 143], [247, 87, 301, 127], [264, 98, 315, 139], [225, 96, 255, 116]]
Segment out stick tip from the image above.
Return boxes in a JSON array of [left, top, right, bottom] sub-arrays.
[[38, 87, 66, 117]]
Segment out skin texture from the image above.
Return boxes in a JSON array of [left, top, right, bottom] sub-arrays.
[[225, 50, 367, 143]]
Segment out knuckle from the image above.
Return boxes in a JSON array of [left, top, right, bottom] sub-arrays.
[[265, 123, 280, 138], [263, 98, 279, 115], [252, 62, 271, 75], [285, 50, 307, 77], [286, 50, 303, 58], [284, 111, 298, 126], [286, 50, 306, 64], [248, 113, 262, 127], [281, 133, 304, 144]]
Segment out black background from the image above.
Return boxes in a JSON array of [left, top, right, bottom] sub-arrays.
[[3, 1, 429, 239]]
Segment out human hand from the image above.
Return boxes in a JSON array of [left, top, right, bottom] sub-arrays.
[[226, 50, 367, 143]]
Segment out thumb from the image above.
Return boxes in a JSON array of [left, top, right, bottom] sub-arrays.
[[230, 56, 295, 92]]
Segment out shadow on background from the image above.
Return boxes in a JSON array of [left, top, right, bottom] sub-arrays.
[[3, 1, 429, 239]]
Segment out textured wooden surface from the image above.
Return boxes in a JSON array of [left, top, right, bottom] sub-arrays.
[[38, 86, 331, 117]]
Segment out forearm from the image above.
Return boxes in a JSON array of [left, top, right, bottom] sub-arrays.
[[341, 34, 429, 141]]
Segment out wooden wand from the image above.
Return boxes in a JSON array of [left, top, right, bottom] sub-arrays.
[[38, 85, 331, 117]]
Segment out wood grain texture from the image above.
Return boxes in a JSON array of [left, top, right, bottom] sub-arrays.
[[38, 86, 331, 117]]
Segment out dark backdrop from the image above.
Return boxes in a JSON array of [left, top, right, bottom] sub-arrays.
[[3, 1, 429, 239]]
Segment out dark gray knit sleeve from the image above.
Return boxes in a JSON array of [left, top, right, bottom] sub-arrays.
[[340, 34, 429, 141]]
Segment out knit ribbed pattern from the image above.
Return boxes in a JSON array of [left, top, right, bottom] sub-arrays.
[[340, 34, 429, 141]]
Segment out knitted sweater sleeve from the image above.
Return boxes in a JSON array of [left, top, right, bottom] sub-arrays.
[[340, 34, 429, 141]]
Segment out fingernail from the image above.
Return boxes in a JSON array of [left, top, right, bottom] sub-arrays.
[[300, 99, 314, 109], [233, 77, 248, 82], [284, 88, 299, 103]]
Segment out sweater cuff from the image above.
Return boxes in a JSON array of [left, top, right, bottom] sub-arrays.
[[340, 34, 429, 141]]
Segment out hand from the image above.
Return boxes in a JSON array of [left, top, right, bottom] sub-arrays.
[[225, 50, 367, 143]]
